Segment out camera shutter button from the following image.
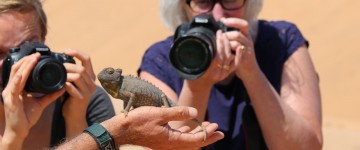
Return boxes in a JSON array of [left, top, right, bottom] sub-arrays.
[[9, 48, 20, 53]]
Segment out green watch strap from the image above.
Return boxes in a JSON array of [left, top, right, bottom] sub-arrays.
[[84, 123, 116, 150]]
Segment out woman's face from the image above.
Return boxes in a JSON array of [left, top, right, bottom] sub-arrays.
[[182, 0, 246, 21], [0, 10, 43, 73]]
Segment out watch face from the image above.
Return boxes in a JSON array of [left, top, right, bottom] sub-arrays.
[[101, 140, 115, 150]]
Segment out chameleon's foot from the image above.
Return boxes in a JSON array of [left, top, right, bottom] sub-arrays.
[[121, 110, 129, 117]]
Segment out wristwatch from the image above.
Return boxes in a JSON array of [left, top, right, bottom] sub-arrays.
[[84, 123, 116, 150]]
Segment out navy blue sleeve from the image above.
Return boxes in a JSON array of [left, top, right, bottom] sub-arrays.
[[277, 21, 308, 58], [138, 39, 170, 81], [254, 20, 309, 92]]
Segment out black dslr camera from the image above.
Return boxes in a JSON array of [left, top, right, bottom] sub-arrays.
[[169, 14, 237, 80], [2, 41, 75, 93]]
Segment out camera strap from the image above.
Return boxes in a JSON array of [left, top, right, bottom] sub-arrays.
[[241, 90, 268, 150], [50, 98, 66, 147]]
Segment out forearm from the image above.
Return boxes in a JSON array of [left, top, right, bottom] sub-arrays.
[[243, 72, 321, 150], [65, 116, 88, 140], [56, 114, 125, 150], [61, 96, 90, 140], [0, 132, 25, 150], [55, 132, 98, 150], [63, 99, 89, 140]]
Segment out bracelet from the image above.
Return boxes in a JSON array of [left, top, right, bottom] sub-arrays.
[[84, 123, 116, 150]]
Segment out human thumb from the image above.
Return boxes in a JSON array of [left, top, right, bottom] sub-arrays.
[[160, 106, 198, 123]]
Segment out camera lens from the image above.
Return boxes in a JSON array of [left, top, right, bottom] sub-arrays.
[[39, 63, 62, 86], [177, 39, 206, 70], [171, 36, 211, 73], [170, 28, 216, 80], [26, 57, 67, 93]]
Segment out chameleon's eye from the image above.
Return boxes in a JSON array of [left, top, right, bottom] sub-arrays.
[[106, 68, 115, 74]]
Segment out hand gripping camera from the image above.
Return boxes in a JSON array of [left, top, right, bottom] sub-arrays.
[[169, 14, 237, 80], [2, 41, 75, 93]]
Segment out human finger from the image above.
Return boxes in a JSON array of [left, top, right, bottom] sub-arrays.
[[2, 54, 39, 109], [226, 31, 251, 46], [64, 49, 96, 80], [229, 41, 250, 57], [190, 122, 211, 134], [202, 131, 224, 145], [66, 72, 92, 94], [171, 123, 224, 147], [216, 30, 227, 62], [2, 72, 23, 107], [64, 82, 83, 100], [229, 41, 241, 52], [7, 53, 39, 84], [221, 30, 234, 67], [19, 54, 39, 80], [176, 125, 192, 133], [37, 88, 65, 109], [234, 46, 245, 66], [214, 31, 232, 73], [64, 64, 96, 92], [158, 106, 198, 124], [221, 18, 250, 36]]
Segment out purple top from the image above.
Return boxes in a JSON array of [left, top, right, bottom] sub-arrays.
[[138, 20, 308, 150]]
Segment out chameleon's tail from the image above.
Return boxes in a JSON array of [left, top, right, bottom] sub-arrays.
[[192, 119, 207, 142], [165, 97, 207, 141]]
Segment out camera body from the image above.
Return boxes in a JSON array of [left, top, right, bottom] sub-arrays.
[[2, 41, 75, 93], [169, 14, 236, 80]]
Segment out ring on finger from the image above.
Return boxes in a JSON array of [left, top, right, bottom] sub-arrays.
[[217, 64, 230, 71], [240, 45, 247, 53]]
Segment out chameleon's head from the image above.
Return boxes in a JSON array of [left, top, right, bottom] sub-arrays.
[[97, 67, 123, 98]]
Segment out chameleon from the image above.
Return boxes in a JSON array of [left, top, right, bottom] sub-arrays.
[[97, 67, 207, 141]]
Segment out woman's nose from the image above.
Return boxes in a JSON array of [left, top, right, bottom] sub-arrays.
[[211, 3, 225, 20]]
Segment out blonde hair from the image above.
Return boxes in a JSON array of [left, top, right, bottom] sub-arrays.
[[0, 0, 47, 40], [160, 0, 263, 38]]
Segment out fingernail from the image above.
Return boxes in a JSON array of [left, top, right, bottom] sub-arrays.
[[188, 107, 198, 117], [64, 49, 74, 53], [32, 52, 39, 56], [213, 132, 225, 140], [220, 17, 226, 22]]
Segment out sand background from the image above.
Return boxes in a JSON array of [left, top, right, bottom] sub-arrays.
[[42, 0, 360, 149]]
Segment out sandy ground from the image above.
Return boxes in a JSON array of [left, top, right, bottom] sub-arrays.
[[42, 0, 360, 149]]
